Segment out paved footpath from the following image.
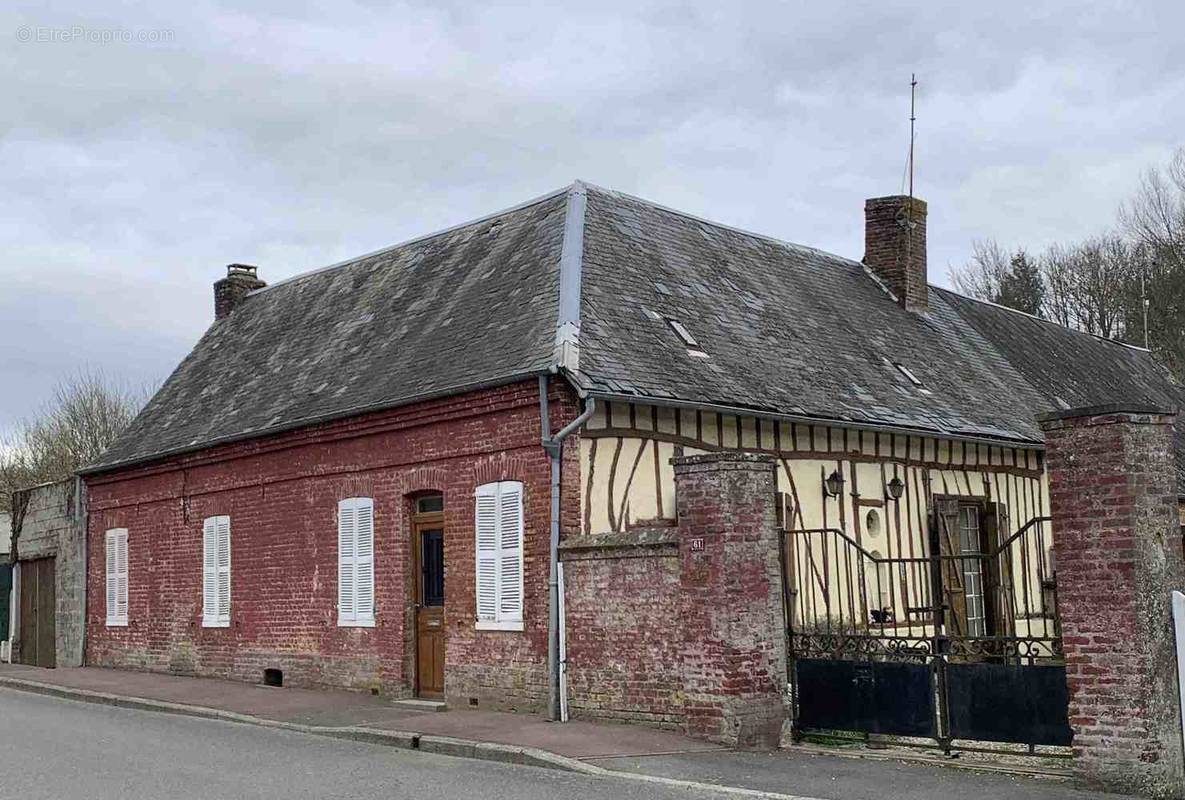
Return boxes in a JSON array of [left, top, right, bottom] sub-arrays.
[[0, 664, 1128, 800]]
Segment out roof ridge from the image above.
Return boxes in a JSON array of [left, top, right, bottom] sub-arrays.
[[932, 285, 1151, 354], [579, 181, 865, 269], [247, 183, 577, 297]]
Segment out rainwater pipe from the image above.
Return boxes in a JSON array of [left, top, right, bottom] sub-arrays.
[[539, 374, 595, 722]]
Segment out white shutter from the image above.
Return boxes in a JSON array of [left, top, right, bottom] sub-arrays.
[[202, 517, 217, 624], [475, 481, 524, 630], [216, 516, 231, 622], [115, 530, 129, 621], [105, 530, 118, 625], [475, 484, 499, 623], [338, 500, 357, 622], [338, 498, 375, 627], [355, 499, 375, 622], [497, 482, 524, 622], [203, 516, 230, 627]]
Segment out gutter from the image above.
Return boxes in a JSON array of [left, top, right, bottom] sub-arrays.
[[538, 375, 595, 722]]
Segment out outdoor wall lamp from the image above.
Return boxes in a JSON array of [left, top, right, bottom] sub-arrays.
[[886, 476, 905, 501], [824, 469, 845, 498]]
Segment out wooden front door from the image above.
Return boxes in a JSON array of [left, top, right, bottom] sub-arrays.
[[414, 520, 445, 698], [18, 557, 56, 668]]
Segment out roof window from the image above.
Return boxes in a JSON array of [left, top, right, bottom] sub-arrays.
[[893, 363, 931, 393], [667, 318, 709, 358]]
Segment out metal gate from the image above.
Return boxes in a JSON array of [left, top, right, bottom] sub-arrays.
[[783, 504, 1071, 751]]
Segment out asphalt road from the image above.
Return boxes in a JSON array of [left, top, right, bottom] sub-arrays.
[[0, 688, 733, 800]]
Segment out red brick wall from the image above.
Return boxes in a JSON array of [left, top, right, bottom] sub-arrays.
[[562, 542, 684, 727], [1041, 406, 1185, 797], [673, 452, 787, 747], [864, 195, 928, 312], [85, 378, 581, 709]]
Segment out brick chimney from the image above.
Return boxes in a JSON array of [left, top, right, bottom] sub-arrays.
[[864, 196, 928, 313], [214, 264, 265, 320]]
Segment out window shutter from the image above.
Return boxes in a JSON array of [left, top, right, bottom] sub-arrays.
[[338, 500, 357, 622], [497, 482, 524, 622], [105, 530, 117, 623], [475, 484, 499, 622], [202, 517, 217, 622], [115, 530, 129, 621], [216, 517, 231, 621], [355, 499, 374, 620]]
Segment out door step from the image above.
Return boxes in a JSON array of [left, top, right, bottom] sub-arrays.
[[391, 699, 447, 712]]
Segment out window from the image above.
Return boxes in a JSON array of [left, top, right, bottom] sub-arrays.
[[958, 506, 987, 637], [666, 318, 710, 358], [338, 497, 375, 626], [105, 528, 128, 627], [475, 481, 523, 631], [202, 516, 231, 627]]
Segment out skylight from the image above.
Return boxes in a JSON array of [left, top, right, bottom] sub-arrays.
[[667, 318, 709, 359], [667, 319, 699, 348], [894, 363, 925, 387], [891, 360, 929, 393]]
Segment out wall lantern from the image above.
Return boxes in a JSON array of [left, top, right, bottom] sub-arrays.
[[824, 469, 845, 498], [886, 476, 905, 501]]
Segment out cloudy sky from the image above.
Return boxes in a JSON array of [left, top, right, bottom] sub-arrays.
[[2, 1, 1183, 433]]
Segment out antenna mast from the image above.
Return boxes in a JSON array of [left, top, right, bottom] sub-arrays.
[[909, 73, 917, 201]]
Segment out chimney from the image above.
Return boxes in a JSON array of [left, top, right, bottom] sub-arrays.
[[214, 264, 266, 320], [863, 195, 928, 312]]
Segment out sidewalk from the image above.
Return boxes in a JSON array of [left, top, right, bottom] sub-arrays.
[[0, 664, 1126, 800]]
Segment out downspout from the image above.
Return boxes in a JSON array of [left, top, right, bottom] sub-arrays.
[[76, 475, 87, 667], [539, 374, 595, 722]]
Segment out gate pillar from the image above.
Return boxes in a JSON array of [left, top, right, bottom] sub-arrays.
[[1040, 404, 1184, 798], [672, 452, 787, 748]]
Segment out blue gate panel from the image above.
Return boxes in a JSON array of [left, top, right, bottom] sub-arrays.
[[795, 658, 936, 738], [946, 662, 1072, 746]]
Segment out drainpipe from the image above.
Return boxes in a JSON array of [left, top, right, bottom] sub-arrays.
[[539, 375, 595, 722]]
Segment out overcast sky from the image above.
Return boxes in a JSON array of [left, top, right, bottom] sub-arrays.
[[2, 1, 1183, 435]]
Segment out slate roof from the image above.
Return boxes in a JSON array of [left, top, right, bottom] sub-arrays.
[[88, 181, 1185, 488], [87, 189, 568, 471]]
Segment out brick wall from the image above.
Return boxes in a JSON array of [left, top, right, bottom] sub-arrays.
[[561, 533, 684, 728], [85, 378, 580, 709], [673, 452, 787, 747], [1041, 405, 1185, 798], [11, 478, 86, 667]]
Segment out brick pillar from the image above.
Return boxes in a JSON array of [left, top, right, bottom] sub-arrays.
[[1040, 404, 1185, 798], [673, 452, 787, 748]]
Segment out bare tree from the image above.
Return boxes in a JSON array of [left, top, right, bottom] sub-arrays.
[[0, 370, 148, 514], [950, 239, 1011, 301], [1039, 235, 1134, 339], [1122, 146, 1185, 273]]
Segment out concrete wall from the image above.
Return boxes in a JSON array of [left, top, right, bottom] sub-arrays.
[[11, 479, 87, 667]]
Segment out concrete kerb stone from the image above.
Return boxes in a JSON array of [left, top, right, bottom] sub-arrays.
[[0, 675, 597, 775], [0, 673, 833, 800]]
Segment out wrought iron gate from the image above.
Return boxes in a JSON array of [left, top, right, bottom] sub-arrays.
[[782, 505, 1071, 751]]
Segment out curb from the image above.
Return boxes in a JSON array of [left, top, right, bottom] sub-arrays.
[[0, 675, 600, 776], [0, 675, 832, 799]]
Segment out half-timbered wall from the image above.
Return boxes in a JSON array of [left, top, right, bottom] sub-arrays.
[[578, 401, 1056, 641]]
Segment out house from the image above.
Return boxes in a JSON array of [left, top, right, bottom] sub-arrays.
[[79, 182, 1184, 747]]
